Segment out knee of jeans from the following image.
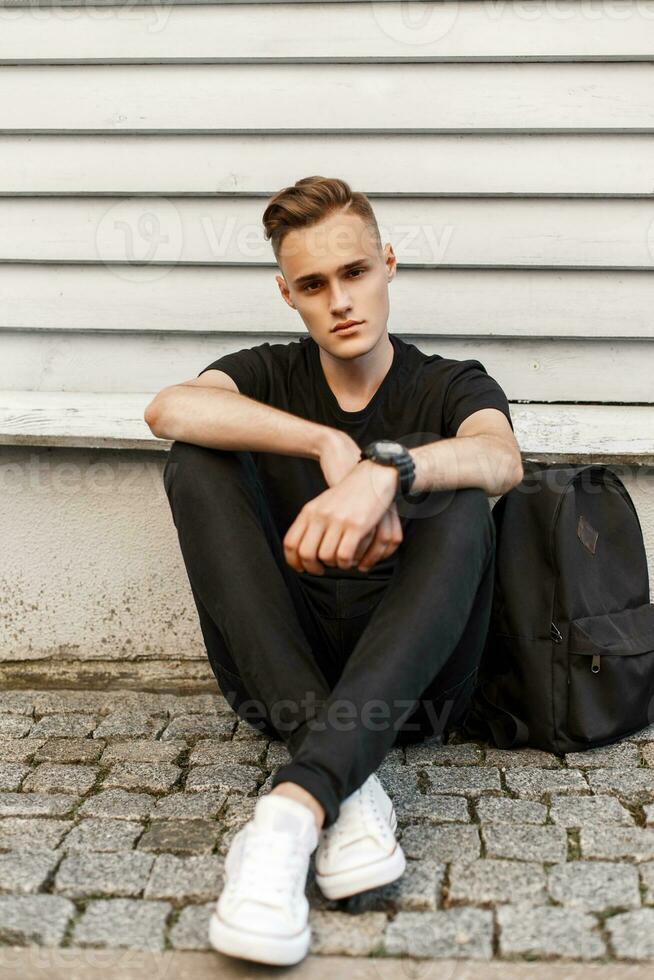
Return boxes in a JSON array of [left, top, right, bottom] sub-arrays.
[[450, 487, 494, 552], [163, 440, 252, 500]]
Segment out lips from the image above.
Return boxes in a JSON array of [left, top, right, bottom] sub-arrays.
[[333, 320, 362, 332]]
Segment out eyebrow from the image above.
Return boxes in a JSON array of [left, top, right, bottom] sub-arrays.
[[292, 258, 370, 287]]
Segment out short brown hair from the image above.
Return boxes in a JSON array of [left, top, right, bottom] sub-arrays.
[[262, 175, 382, 267]]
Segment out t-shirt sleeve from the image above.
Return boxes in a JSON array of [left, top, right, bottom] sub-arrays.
[[442, 359, 514, 438], [196, 343, 272, 404]]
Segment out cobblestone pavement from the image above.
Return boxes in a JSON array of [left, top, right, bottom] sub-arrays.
[[2, 690, 654, 963]]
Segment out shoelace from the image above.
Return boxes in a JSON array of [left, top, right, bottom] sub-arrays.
[[228, 826, 309, 908]]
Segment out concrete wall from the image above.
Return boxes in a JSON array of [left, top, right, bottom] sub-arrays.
[[2, 446, 653, 688]]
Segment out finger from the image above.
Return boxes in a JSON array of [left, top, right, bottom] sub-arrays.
[[337, 525, 373, 570], [295, 520, 328, 575], [357, 513, 394, 572], [352, 528, 375, 565], [283, 517, 307, 573], [316, 521, 348, 570], [386, 506, 404, 557]]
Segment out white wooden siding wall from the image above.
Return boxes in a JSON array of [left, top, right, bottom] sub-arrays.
[[1, 0, 654, 454]]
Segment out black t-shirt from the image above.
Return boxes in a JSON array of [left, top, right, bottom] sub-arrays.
[[197, 332, 514, 580]]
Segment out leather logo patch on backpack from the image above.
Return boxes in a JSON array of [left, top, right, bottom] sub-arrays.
[[577, 514, 599, 555]]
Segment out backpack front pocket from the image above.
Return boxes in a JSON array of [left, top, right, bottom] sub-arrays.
[[566, 603, 654, 743]]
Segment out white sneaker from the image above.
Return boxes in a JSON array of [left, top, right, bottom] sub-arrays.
[[208, 793, 319, 966], [314, 773, 406, 900]]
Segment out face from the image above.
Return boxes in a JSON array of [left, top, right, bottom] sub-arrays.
[[275, 209, 397, 359]]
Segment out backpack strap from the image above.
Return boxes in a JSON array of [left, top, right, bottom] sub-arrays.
[[463, 681, 530, 749]]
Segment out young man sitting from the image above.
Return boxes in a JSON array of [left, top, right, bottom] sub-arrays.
[[144, 175, 523, 966]]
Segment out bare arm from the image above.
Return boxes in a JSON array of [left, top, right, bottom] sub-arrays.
[[144, 369, 337, 461], [145, 369, 403, 575]]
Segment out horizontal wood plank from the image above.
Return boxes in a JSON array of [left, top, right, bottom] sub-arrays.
[[2, 134, 653, 196], [2, 264, 653, 338], [1, 390, 652, 462], [2, 2, 654, 63], [3, 196, 654, 268], [1, 64, 654, 132], [3, 331, 653, 404]]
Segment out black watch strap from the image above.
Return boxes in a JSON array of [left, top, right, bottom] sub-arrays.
[[359, 442, 416, 499]]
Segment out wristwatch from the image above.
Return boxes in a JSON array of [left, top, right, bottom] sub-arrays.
[[359, 440, 416, 501]]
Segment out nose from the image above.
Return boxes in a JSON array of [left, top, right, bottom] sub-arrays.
[[330, 282, 352, 317]]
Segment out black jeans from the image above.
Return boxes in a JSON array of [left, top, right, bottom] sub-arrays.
[[163, 441, 495, 828]]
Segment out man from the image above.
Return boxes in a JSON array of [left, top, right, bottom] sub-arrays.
[[144, 175, 523, 966]]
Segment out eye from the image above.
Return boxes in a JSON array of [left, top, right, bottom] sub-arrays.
[[302, 268, 366, 293]]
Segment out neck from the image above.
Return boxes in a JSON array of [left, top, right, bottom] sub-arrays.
[[318, 332, 394, 409]]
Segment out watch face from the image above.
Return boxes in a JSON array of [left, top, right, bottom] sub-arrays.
[[376, 440, 404, 458]]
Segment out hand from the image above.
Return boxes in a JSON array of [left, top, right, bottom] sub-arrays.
[[317, 429, 364, 488], [283, 454, 404, 575]]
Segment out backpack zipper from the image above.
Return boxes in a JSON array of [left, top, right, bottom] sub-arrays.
[[591, 653, 601, 674]]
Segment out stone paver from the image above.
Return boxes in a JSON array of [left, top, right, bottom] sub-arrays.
[[73, 898, 171, 951], [191, 738, 266, 767], [77, 788, 155, 821], [93, 711, 167, 740], [485, 747, 561, 768], [448, 859, 547, 906], [34, 738, 105, 763], [0, 895, 75, 945], [0, 850, 61, 894], [138, 819, 220, 855], [586, 769, 654, 803], [144, 854, 224, 902], [54, 851, 154, 898], [343, 860, 445, 914], [549, 794, 634, 827], [0, 792, 78, 817], [310, 910, 386, 955], [150, 791, 227, 820], [497, 905, 606, 959], [638, 862, 654, 904], [0, 738, 46, 762], [169, 902, 213, 950], [547, 861, 641, 911], [394, 793, 470, 826], [3, 687, 654, 964], [401, 825, 481, 862], [63, 818, 143, 852], [606, 910, 654, 959], [475, 797, 548, 824], [30, 714, 98, 738], [0, 817, 73, 850], [504, 767, 589, 799], [384, 908, 493, 959], [100, 740, 185, 765], [102, 763, 181, 794], [22, 763, 98, 795], [565, 741, 641, 768], [580, 826, 654, 862], [161, 715, 234, 741], [482, 824, 568, 862], [185, 763, 261, 795], [406, 739, 483, 767], [0, 715, 32, 738], [0, 763, 29, 791], [424, 766, 501, 797]]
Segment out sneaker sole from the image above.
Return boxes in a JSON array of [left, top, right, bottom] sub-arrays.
[[208, 910, 310, 966], [314, 842, 406, 901]]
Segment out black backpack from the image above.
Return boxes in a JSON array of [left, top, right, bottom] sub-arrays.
[[462, 462, 654, 754]]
